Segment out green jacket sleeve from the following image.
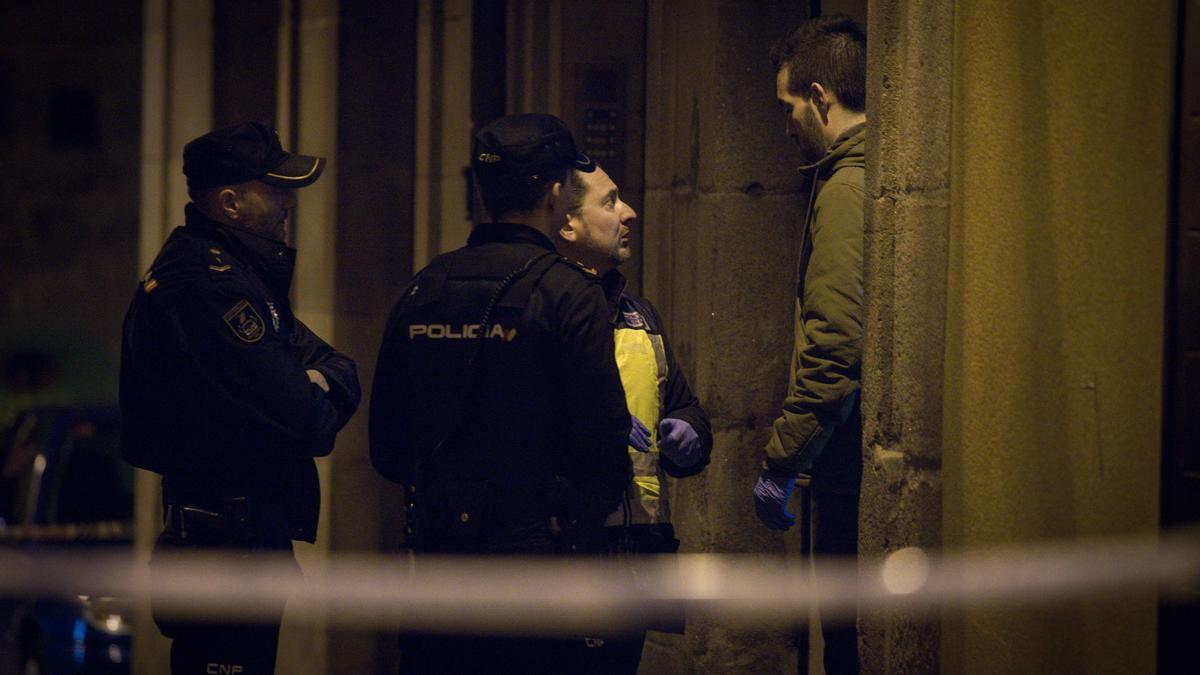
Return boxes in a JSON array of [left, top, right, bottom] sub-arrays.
[[765, 175, 864, 473]]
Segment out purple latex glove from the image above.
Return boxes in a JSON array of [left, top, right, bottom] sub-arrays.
[[658, 418, 702, 467], [629, 414, 652, 452], [753, 468, 797, 530]]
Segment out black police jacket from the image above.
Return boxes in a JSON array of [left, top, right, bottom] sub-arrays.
[[369, 223, 632, 552], [120, 204, 360, 543]]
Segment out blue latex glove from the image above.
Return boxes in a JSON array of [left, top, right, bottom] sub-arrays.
[[753, 468, 797, 530], [658, 418, 702, 467], [629, 414, 652, 453]]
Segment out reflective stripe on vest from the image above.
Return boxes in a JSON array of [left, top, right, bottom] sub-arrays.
[[606, 327, 670, 526]]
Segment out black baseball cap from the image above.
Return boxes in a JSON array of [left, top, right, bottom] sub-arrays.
[[183, 122, 325, 191], [472, 114, 595, 187]]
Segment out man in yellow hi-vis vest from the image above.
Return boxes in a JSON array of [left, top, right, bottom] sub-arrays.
[[554, 163, 713, 673]]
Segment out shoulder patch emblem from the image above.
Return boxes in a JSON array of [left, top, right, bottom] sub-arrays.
[[223, 299, 266, 343], [141, 269, 158, 293]]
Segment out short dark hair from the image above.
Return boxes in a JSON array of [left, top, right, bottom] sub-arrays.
[[477, 167, 572, 221], [770, 14, 866, 113], [564, 167, 591, 218]]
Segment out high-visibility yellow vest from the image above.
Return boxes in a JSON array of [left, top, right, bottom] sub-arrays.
[[606, 325, 670, 526]]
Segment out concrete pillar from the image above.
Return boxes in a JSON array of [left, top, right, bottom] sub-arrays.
[[138, 0, 214, 268], [506, 0, 563, 116], [274, 1, 338, 672], [642, 1, 815, 671], [859, 0, 953, 671], [134, 1, 213, 672], [414, 0, 473, 266]]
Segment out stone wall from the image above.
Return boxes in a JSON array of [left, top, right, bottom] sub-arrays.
[[641, 1, 817, 671]]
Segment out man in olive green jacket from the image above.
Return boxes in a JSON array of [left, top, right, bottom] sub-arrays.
[[752, 14, 867, 675]]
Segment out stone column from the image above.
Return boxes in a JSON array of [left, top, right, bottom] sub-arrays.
[[862, 0, 1173, 672], [858, 0, 954, 672]]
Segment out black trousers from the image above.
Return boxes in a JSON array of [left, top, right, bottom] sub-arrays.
[[168, 620, 283, 675], [563, 632, 646, 675], [151, 528, 297, 675], [398, 633, 580, 674], [811, 489, 860, 675], [560, 523, 681, 674]]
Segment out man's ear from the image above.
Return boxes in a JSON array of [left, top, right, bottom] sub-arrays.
[[218, 188, 240, 220], [558, 217, 579, 242], [810, 82, 832, 120], [546, 180, 563, 212]]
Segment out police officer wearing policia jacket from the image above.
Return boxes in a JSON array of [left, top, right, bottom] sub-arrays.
[[370, 114, 632, 672], [120, 122, 360, 675]]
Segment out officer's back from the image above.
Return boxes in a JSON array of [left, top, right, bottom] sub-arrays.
[[370, 114, 631, 556]]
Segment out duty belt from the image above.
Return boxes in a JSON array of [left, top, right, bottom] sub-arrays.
[[163, 496, 252, 544]]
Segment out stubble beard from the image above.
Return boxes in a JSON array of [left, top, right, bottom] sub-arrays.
[[795, 104, 829, 165]]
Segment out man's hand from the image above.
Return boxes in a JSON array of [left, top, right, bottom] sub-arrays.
[[658, 418, 702, 467], [629, 414, 652, 452], [753, 468, 797, 530], [306, 368, 330, 393]]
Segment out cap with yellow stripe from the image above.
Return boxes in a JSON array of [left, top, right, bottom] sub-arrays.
[[183, 121, 326, 190], [261, 154, 324, 188]]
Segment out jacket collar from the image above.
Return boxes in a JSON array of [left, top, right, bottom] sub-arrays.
[[798, 121, 866, 180], [184, 204, 296, 299], [467, 222, 557, 251], [600, 269, 628, 322]]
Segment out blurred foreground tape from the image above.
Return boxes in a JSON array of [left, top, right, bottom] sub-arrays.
[[1, 529, 1197, 636]]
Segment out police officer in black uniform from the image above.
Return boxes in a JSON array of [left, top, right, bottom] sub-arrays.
[[120, 121, 360, 674], [369, 114, 632, 672]]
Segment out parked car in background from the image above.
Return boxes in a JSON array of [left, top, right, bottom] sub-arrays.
[[0, 407, 133, 675]]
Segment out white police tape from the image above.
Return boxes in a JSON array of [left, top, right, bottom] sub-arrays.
[[0, 528, 1197, 635]]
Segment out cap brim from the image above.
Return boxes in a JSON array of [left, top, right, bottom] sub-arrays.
[[262, 153, 325, 188], [574, 152, 596, 173]]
